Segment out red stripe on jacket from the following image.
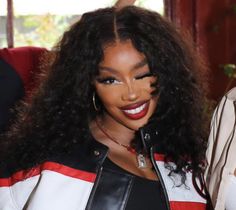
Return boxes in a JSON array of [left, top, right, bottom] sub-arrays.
[[0, 161, 96, 187], [170, 201, 206, 210]]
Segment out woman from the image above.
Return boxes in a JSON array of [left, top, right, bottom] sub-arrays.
[[205, 87, 236, 210], [0, 6, 211, 210]]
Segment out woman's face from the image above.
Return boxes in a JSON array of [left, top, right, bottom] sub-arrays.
[[94, 40, 158, 131]]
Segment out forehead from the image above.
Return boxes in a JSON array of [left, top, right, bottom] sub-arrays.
[[99, 40, 147, 72]]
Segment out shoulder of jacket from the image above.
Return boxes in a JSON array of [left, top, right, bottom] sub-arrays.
[[213, 87, 236, 119], [225, 87, 236, 102]]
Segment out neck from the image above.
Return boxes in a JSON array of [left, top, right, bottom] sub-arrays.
[[98, 114, 135, 146]]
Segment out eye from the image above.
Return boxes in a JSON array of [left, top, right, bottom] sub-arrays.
[[96, 77, 122, 85], [135, 72, 153, 80]]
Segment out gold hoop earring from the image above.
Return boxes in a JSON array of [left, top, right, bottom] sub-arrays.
[[92, 92, 99, 111]]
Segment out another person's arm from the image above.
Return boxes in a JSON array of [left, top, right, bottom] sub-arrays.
[[205, 87, 236, 209]]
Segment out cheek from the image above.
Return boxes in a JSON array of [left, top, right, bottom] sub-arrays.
[[95, 85, 121, 106], [148, 77, 158, 94], [151, 96, 159, 108], [136, 78, 156, 93]]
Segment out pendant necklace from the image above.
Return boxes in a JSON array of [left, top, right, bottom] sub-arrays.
[[95, 119, 148, 169]]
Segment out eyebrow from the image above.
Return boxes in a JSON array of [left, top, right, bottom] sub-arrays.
[[131, 59, 148, 70], [99, 59, 148, 73]]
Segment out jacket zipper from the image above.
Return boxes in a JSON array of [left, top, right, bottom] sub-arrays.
[[85, 166, 103, 210], [150, 147, 170, 210]]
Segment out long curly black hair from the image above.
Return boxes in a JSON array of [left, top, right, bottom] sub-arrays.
[[0, 6, 208, 181]]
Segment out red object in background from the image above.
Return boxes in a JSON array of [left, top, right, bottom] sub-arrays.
[[0, 46, 47, 94], [166, 0, 236, 101], [0, 47, 47, 132]]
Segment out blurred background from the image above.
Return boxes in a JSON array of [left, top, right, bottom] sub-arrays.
[[0, 0, 164, 48]]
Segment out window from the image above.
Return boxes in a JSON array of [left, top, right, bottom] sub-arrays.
[[0, 0, 164, 49]]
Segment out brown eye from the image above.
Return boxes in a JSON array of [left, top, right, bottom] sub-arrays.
[[96, 77, 121, 85]]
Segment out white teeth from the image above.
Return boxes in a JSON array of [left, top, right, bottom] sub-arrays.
[[123, 103, 146, 114]]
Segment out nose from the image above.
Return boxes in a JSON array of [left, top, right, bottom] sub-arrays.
[[121, 82, 139, 101]]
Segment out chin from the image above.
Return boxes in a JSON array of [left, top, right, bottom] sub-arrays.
[[126, 117, 150, 131]]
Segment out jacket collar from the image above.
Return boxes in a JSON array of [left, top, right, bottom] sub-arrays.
[[139, 122, 159, 153]]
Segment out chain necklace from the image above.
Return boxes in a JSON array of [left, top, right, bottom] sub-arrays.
[[95, 119, 148, 169]]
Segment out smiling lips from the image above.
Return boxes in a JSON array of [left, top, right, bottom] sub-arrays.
[[121, 101, 150, 120]]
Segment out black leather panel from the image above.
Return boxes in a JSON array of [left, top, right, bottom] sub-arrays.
[[49, 137, 109, 174], [86, 168, 133, 210], [139, 122, 159, 153]]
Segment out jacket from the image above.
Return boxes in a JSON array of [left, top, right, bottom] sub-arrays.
[[205, 87, 236, 210], [0, 124, 209, 210]]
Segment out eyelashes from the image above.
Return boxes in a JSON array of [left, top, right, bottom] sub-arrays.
[[135, 72, 153, 80], [96, 72, 154, 85], [96, 77, 119, 84]]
